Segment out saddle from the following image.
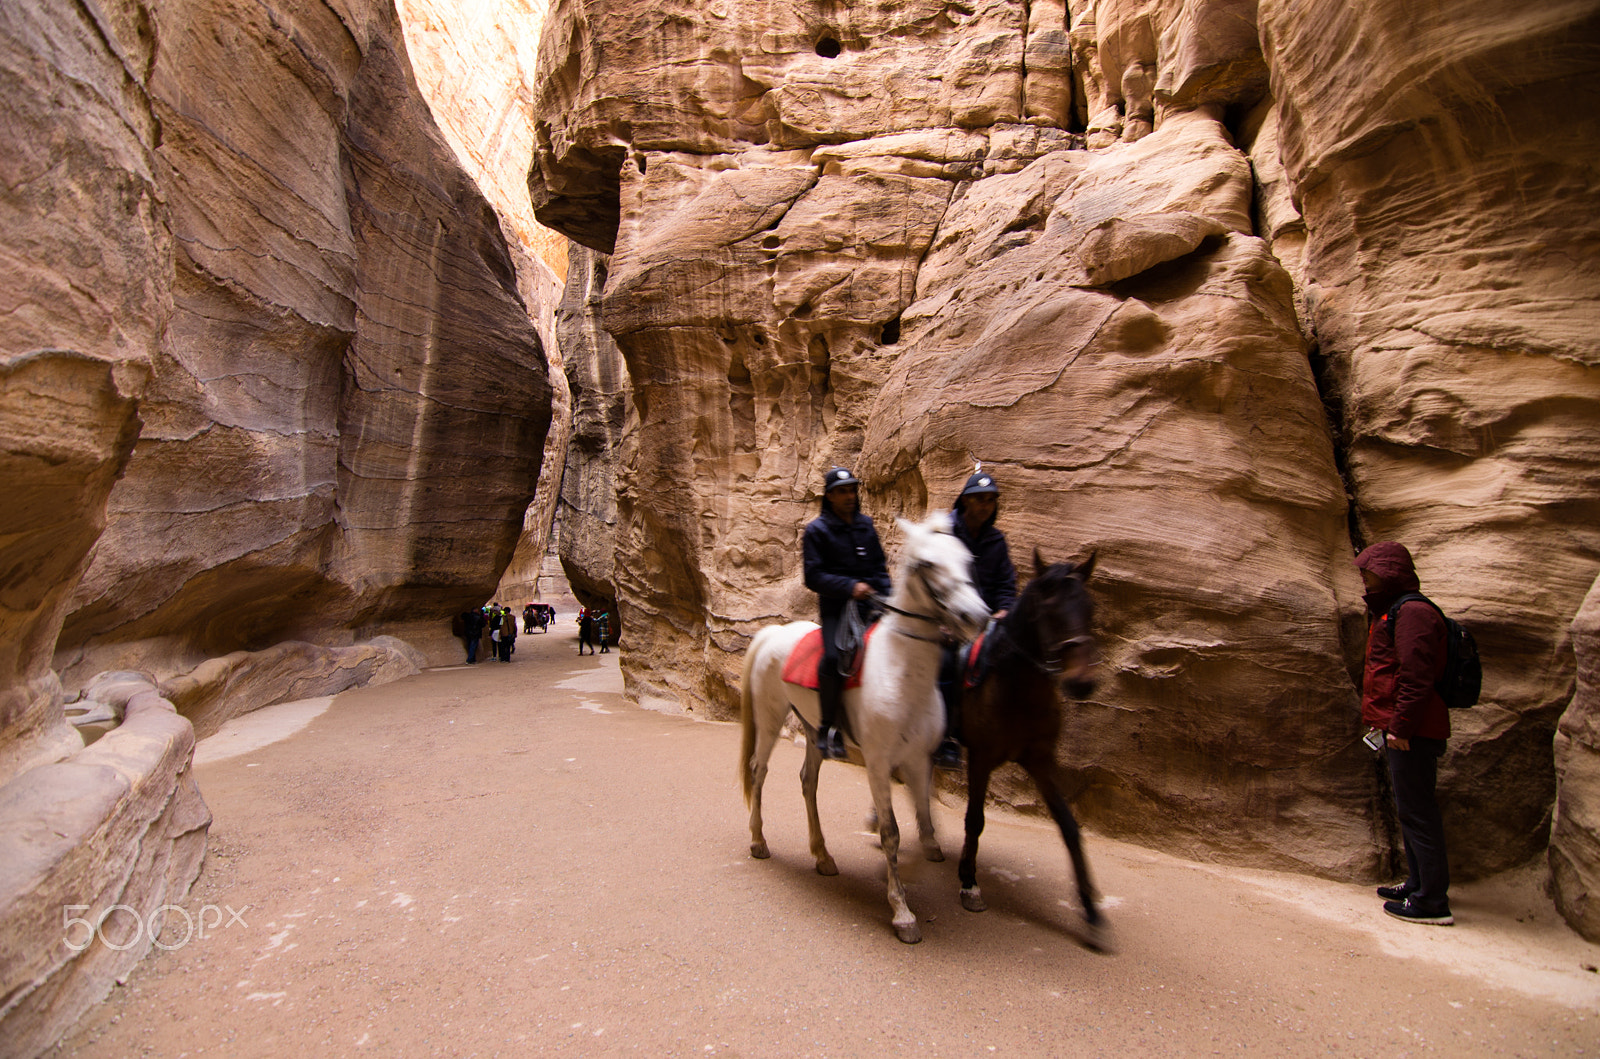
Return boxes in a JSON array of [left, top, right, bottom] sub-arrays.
[[781, 625, 878, 691]]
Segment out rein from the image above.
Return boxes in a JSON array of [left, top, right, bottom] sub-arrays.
[[870, 557, 949, 643], [870, 594, 946, 643], [999, 583, 1092, 675]]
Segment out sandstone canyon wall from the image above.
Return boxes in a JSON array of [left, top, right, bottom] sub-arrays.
[[0, 0, 554, 1051], [394, 0, 581, 609], [529, 0, 1600, 915], [1554, 574, 1600, 942]]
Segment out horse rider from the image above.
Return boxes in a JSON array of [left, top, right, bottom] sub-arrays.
[[936, 466, 1018, 768], [803, 465, 892, 761]]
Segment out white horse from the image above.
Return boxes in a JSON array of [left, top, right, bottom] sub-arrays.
[[740, 513, 990, 943]]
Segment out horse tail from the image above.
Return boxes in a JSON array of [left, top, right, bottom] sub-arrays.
[[739, 629, 763, 808]]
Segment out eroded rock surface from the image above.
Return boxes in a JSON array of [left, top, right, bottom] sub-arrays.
[[1553, 574, 1600, 943], [46, 0, 553, 691], [1261, 0, 1600, 874], [0, 678, 208, 1059], [1, 0, 557, 1050], [532, 0, 1600, 894]]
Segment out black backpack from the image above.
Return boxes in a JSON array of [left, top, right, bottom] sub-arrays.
[[1385, 592, 1482, 709]]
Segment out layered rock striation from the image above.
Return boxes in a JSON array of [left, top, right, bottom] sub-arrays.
[[1554, 574, 1600, 942], [531, 0, 1600, 894], [1262, 0, 1600, 875], [53, 0, 552, 693], [1, 0, 556, 1051]]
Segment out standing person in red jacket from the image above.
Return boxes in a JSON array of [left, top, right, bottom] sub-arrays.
[[1355, 541, 1453, 926]]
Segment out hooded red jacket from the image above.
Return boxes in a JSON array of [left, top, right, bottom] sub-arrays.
[[1355, 542, 1450, 740]]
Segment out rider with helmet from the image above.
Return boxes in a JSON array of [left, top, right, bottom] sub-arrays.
[[936, 466, 1018, 768], [803, 466, 892, 761]]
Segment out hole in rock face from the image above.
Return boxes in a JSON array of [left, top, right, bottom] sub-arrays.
[[762, 235, 780, 249], [635, 153, 647, 174], [815, 36, 841, 58], [880, 316, 901, 345]]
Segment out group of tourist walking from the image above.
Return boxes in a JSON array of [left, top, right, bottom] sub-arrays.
[[454, 603, 524, 663], [453, 601, 621, 662]]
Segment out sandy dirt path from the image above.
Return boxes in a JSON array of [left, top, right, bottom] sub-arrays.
[[53, 629, 1600, 1057]]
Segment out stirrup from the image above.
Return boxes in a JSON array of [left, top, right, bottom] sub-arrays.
[[933, 738, 963, 770], [817, 725, 847, 760]]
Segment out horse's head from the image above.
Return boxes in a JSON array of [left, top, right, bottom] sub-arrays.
[[895, 515, 989, 639], [1024, 548, 1100, 698]]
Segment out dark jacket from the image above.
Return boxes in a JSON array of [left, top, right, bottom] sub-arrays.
[[949, 507, 1017, 614], [1355, 542, 1449, 740], [462, 609, 487, 638], [803, 504, 891, 619]]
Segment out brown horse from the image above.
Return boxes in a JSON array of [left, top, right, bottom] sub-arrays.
[[956, 550, 1107, 948]]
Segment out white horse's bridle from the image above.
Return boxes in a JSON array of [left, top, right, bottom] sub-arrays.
[[873, 558, 955, 643]]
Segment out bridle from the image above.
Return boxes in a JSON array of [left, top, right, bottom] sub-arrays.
[[1005, 627, 1095, 674], [1001, 575, 1094, 675], [871, 559, 951, 644]]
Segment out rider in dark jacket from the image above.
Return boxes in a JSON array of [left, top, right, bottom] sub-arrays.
[[937, 467, 1018, 768], [803, 466, 892, 760]]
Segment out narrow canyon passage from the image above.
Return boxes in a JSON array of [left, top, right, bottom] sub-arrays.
[[56, 632, 1599, 1057]]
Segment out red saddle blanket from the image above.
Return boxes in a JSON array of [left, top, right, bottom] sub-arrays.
[[964, 630, 989, 688], [781, 625, 877, 690]]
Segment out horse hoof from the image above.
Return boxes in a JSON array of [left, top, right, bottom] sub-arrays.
[[960, 888, 987, 913], [750, 841, 770, 860], [923, 845, 944, 863], [895, 922, 923, 944], [816, 857, 839, 877], [1081, 916, 1114, 954]]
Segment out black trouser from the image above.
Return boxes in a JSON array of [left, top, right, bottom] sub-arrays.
[[818, 608, 845, 731], [1386, 737, 1450, 908], [938, 644, 963, 742]]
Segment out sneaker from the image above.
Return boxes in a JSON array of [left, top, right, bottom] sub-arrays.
[[1376, 883, 1415, 901], [933, 738, 963, 770], [1383, 896, 1453, 926]]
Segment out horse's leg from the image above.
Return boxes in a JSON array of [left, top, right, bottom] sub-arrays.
[[799, 732, 838, 876], [958, 759, 994, 912], [745, 711, 779, 861], [902, 754, 944, 863], [1020, 752, 1109, 950], [867, 764, 920, 943]]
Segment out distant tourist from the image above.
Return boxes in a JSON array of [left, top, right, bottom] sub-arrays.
[[457, 607, 487, 664], [596, 610, 611, 653], [578, 609, 596, 655], [495, 605, 518, 663], [1356, 542, 1453, 926]]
